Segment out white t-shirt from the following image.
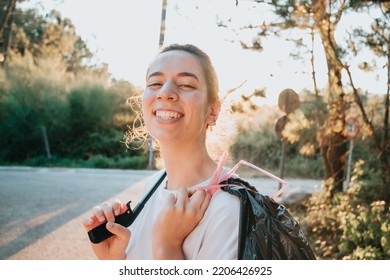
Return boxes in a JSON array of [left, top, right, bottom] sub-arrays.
[[126, 169, 240, 260]]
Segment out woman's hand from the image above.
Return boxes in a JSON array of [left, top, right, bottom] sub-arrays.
[[82, 199, 131, 260], [152, 189, 211, 259]]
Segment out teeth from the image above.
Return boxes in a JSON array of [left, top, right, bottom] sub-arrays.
[[155, 110, 182, 120]]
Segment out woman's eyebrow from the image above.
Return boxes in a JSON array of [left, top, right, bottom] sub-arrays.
[[147, 71, 163, 79], [177, 72, 199, 82], [147, 71, 200, 82]]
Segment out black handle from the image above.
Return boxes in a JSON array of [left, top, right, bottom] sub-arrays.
[[87, 202, 137, 244], [87, 172, 167, 244]]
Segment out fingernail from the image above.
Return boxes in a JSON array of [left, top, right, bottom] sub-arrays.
[[84, 217, 94, 225], [106, 222, 113, 229], [98, 216, 105, 222], [114, 209, 119, 216]]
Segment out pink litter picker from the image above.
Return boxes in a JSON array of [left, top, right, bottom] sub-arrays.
[[197, 151, 288, 199]]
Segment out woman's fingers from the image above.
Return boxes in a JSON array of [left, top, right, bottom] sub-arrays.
[[82, 199, 127, 232], [101, 202, 114, 222], [152, 188, 212, 253], [167, 193, 177, 205], [172, 188, 212, 213], [189, 189, 211, 210], [188, 189, 212, 212], [199, 190, 211, 212], [175, 188, 189, 209], [92, 205, 106, 223], [112, 199, 122, 216], [82, 216, 99, 232]]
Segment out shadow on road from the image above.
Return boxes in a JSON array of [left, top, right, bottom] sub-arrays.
[[0, 167, 155, 259]]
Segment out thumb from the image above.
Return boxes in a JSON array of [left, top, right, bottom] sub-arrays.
[[106, 222, 131, 243]]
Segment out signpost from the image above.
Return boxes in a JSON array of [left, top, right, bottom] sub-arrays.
[[278, 88, 299, 114], [275, 89, 299, 189], [343, 117, 360, 190]]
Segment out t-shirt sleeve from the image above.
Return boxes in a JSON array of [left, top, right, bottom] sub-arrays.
[[194, 190, 241, 260]]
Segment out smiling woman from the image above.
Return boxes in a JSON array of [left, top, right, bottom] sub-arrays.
[[83, 43, 240, 260], [125, 44, 235, 160], [143, 46, 219, 146]]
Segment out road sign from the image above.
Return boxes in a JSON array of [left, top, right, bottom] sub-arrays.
[[345, 117, 360, 139], [278, 88, 299, 114]]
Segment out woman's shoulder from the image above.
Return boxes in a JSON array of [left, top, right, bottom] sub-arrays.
[[207, 187, 241, 215]]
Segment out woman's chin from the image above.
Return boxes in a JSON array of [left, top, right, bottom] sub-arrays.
[[150, 130, 181, 143]]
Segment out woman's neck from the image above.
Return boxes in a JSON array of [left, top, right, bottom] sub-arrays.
[[160, 143, 217, 190]]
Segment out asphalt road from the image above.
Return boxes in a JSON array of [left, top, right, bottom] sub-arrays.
[[0, 166, 321, 260], [0, 166, 155, 260]]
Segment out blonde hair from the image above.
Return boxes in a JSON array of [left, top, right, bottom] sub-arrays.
[[124, 44, 236, 161]]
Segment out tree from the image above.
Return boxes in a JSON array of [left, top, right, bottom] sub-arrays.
[[2, 5, 93, 74], [230, 0, 389, 195], [0, 5, 142, 164], [0, 0, 17, 66], [347, 14, 390, 199]]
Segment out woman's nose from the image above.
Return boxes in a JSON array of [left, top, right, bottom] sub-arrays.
[[157, 81, 179, 101]]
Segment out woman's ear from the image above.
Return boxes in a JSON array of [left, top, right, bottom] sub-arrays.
[[207, 99, 221, 126]]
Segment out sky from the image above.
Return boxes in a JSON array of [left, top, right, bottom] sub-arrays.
[[20, 0, 387, 105]]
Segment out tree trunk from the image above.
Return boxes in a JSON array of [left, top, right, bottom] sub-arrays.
[[0, 0, 16, 66], [384, 47, 390, 189], [313, 0, 348, 194]]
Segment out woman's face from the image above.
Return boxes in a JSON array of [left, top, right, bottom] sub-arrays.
[[142, 50, 213, 145]]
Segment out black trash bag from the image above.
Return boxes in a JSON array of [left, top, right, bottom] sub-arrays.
[[221, 177, 316, 260]]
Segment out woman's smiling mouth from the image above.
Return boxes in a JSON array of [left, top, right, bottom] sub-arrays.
[[154, 110, 184, 120]]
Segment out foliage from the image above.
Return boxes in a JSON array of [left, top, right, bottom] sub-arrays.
[[0, 50, 143, 163], [0, 4, 149, 166], [9, 7, 93, 74], [300, 160, 390, 259], [0, 53, 67, 160], [3, 154, 148, 170], [232, 126, 280, 169], [113, 155, 148, 169], [284, 155, 322, 179], [231, 105, 323, 178], [228, 0, 390, 193]]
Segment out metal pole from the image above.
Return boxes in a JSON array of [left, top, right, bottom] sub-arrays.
[[344, 139, 354, 190], [278, 139, 287, 189], [278, 98, 289, 190], [159, 0, 167, 48], [147, 136, 154, 169], [40, 125, 51, 158], [147, 0, 167, 169]]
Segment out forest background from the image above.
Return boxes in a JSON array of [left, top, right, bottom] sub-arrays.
[[0, 0, 389, 260]]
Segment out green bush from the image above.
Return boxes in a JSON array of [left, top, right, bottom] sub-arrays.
[[115, 156, 147, 169], [19, 156, 83, 167], [284, 155, 323, 179], [86, 155, 115, 168], [83, 155, 147, 169], [0, 62, 69, 161], [0, 55, 141, 163], [300, 160, 390, 260], [231, 124, 322, 178], [339, 200, 389, 260], [231, 126, 281, 171], [14, 154, 148, 170]]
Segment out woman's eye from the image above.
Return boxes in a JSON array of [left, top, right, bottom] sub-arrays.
[[147, 82, 162, 88], [179, 84, 195, 89]]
